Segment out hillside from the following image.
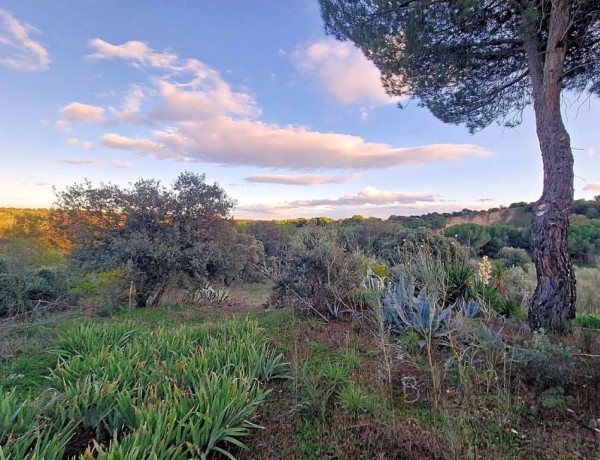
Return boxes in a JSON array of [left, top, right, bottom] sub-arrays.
[[390, 199, 600, 231]]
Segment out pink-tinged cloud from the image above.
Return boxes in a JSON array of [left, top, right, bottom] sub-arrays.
[[102, 116, 491, 169], [583, 182, 600, 192], [235, 187, 451, 219], [87, 38, 178, 69], [235, 191, 495, 220], [291, 39, 399, 106], [245, 173, 360, 186], [152, 80, 259, 121], [0, 8, 50, 71], [101, 133, 180, 159], [60, 102, 106, 123]]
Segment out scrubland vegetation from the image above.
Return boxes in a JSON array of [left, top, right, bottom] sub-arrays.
[[1, 174, 600, 458]]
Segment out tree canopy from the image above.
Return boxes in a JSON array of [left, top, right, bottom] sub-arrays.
[[52, 172, 263, 307], [321, 0, 599, 132]]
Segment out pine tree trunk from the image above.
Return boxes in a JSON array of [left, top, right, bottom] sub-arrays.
[[528, 113, 576, 332], [525, 0, 576, 332]]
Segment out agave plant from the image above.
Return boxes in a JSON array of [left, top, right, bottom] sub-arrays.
[[361, 268, 386, 291], [194, 282, 230, 306], [381, 277, 453, 344]]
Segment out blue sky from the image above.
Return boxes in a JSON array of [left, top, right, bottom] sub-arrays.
[[0, 1, 598, 219]]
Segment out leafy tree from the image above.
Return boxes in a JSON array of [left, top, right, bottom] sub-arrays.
[[320, 0, 600, 331], [52, 172, 261, 307]]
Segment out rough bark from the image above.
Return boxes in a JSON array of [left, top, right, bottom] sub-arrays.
[[525, 0, 576, 332]]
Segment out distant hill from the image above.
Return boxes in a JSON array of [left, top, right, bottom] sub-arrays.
[[0, 208, 50, 232], [390, 199, 600, 231]]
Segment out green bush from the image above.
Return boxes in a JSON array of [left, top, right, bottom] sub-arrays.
[[0, 262, 69, 317], [272, 228, 364, 318], [497, 247, 532, 269], [512, 332, 575, 390]]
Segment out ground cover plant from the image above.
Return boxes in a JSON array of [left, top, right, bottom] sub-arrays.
[[0, 316, 285, 459]]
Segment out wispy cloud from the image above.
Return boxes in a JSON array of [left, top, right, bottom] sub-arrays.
[[235, 186, 451, 219], [102, 133, 179, 159], [0, 8, 50, 71], [64, 138, 92, 149], [290, 39, 399, 106], [112, 159, 135, 168], [56, 158, 101, 165], [110, 84, 152, 125], [87, 38, 179, 69], [245, 173, 360, 186]]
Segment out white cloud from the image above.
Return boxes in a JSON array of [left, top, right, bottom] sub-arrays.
[[103, 116, 491, 169], [112, 159, 135, 168], [60, 102, 106, 123], [64, 138, 91, 149], [589, 148, 596, 158], [0, 8, 50, 71], [583, 182, 600, 192], [291, 39, 399, 106], [245, 173, 359, 186], [290, 187, 437, 207], [56, 158, 101, 165]]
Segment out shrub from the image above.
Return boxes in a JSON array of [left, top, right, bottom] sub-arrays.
[[0, 263, 69, 317], [497, 247, 532, 269], [503, 265, 536, 307], [382, 278, 452, 344], [272, 228, 363, 318], [512, 332, 575, 390]]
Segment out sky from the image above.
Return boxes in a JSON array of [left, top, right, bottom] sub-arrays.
[[0, 1, 598, 220]]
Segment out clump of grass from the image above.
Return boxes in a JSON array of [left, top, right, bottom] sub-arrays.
[[573, 313, 600, 329], [1, 317, 286, 459], [339, 383, 374, 415]]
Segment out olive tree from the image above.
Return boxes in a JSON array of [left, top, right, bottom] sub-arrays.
[[53, 171, 262, 307], [320, 0, 600, 331]]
